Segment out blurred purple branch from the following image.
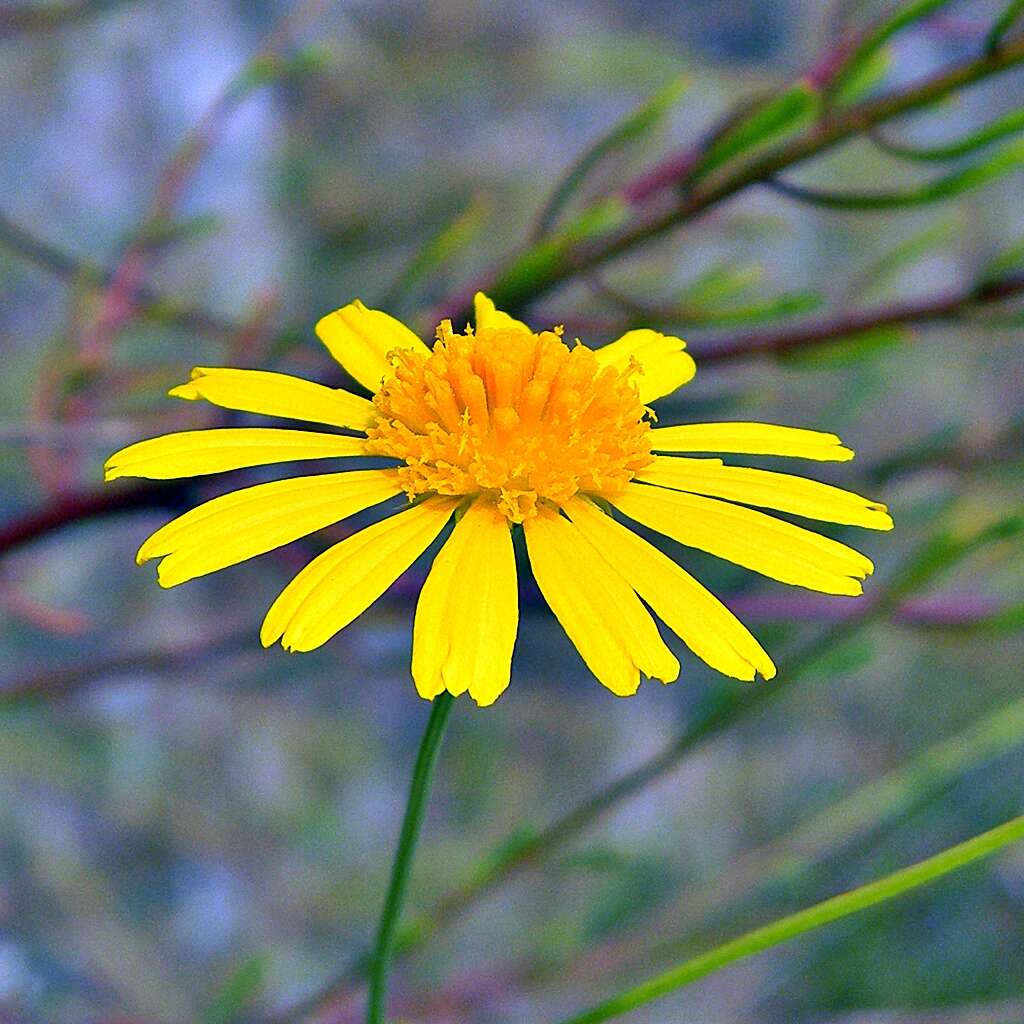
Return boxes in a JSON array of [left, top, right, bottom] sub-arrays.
[[471, 32, 1024, 318], [0, 208, 236, 336], [0, 618, 252, 703], [3, 269, 1022, 560], [695, 272, 1024, 362], [0, 481, 185, 557], [0, 0, 131, 37]]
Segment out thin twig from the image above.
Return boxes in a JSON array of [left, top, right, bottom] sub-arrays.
[[477, 32, 1024, 317], [0, 209, 235, 337], [693, 272, 1024, 362]]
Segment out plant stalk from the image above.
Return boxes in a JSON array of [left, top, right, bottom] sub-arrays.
[[366, 691, 455, 1024]]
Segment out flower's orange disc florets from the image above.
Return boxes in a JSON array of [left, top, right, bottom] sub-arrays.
[[365, 323, 654, 522]]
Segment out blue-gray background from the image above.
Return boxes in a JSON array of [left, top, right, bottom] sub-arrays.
[[1, 1, 1023, 1022]]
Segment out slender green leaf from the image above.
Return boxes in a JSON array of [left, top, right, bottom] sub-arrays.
[[832, 45, 892, 107], [681, 290, 822, 326], [555, 815, 1024, 1024], [886, 514, 1024, 602], [230, 44, 331, 96], [986, 0, 1024, 55], [848, 217, 962, 299], [202, 953, 268, 1024], [535, 75, 689, 236], [135, 213, 221, 248], [693, 82, 820, 182], [771, 137, 1024, 209], [635, 690, 1024, 966], [781, 325, 909, 366], [677, 262, 764, 307], [383, 194, 491, 307], [494, 198, 628, 301], [979, 234, 1024, 284], [830, 0, 956, 100], [872, 108, 1024, 162]]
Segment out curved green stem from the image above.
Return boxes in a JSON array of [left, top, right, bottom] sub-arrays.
[[366, 692, 455, 1024], [555, 814, 1024, 1024]]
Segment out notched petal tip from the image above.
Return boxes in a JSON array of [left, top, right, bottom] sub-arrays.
[[167, 366, 211, 400], [153, 562, 180, 589]]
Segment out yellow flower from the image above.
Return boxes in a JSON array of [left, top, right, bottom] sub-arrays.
[[105, 293, 892, 706]]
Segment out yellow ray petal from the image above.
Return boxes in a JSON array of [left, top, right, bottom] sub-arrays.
[[169, 367, 375, 431], [594, 328, 696, 404], [137, 469, 403, 588], [523, 509, 679, 696], [650, 422, 854, 461], [613, 482, 873, 596], [412, 501, 519, 706], [315, 300, 429, 393], [262, 496, 456, 653], [105, 428, 369, 481], [638, 456, 893, 530], [473, 291, 531, 333], [564, 497, 775, 682]]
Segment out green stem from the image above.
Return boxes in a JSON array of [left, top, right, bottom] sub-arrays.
[[555, 814, 1024, 1024], [366, 692, 455, 1024]]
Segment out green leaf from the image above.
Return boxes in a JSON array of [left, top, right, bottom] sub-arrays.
[[781, 325, 909, 366], [848, 218, 962, 300], [554, 815, 1024, 1024], [693, 82, 820, 182], [771, 137, 1024, 209], [682, 290, 822, 326], [535, 74, 689, 236], [384, 194, 491, 307], [832, 45, 893, 107], [494, 198, 628, 302], [829, 0, 957, 100], [677, 262, 764, 306], [886, 514, 1024, 603], [872, 108, 1024, 162], [644, 690, 1024, 960], [979, 234, 1024, 284], [985, 0, 1024, 55], [230, 44, 331, 97], [135, 213, 221, 249], [202, 953, 269, 1024]]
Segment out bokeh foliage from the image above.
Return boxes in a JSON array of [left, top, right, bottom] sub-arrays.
[[1, 1, 1024, 1022]]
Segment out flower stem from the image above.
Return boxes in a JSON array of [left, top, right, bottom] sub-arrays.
[[366, 691, 455, 1024]]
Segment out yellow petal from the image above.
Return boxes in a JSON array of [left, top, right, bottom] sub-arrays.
[[523, 509, 679, 696], [105, 428, 368, 481], [594, 328, 696, 403], [613, 482, 873, 596], [473, 291, 531, 333], [650, 422, 854, 461], [564, 497, 775, 682], [412, 501, 519, 706], [315, 300, 429, 392], [637, 456, 893, 530], [169, 367, 375, 431], [262, 496, 456, 653], [137, 469, 402, 588]]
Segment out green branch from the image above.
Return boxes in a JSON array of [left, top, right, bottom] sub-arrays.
[[481, 32, 1024, 314], [554, 814, 1024, 1024]]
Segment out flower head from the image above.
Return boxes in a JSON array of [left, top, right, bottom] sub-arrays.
[[105, 293, 892, 705]]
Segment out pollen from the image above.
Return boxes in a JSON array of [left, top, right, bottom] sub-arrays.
[[365, 322, 654, 522]]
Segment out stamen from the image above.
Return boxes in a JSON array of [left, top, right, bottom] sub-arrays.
[[365, 325, 653, 523]]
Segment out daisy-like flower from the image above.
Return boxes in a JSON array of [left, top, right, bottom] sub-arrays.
[[105, 293, 892, 706]]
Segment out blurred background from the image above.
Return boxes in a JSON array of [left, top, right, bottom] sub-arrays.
[[1, 1, 1023, 1022]]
